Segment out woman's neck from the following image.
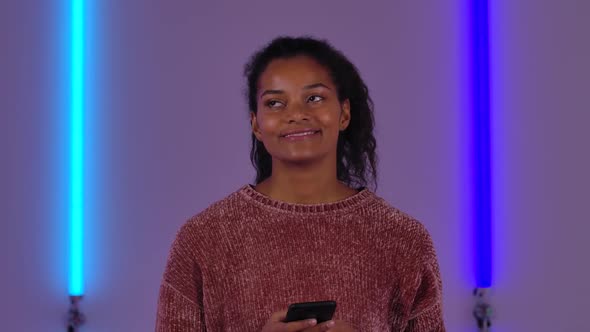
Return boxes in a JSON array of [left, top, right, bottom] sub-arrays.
[[254, 160, 357, 204]]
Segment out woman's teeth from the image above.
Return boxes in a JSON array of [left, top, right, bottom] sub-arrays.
[[285, 131, 316, 138]]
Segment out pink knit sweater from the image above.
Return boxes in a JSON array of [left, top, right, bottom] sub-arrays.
[[156, 185, 445, 331]]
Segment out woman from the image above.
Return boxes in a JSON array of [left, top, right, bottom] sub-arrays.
[[156, 36, 445, 332]]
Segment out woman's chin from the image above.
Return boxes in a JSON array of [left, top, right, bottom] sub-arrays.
[[277, 153, 323, 166]]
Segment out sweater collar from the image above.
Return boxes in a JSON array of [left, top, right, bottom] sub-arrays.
[[239, 184, 373, 214]]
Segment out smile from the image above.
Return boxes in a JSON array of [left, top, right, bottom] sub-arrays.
[[281, 130, 321, 140]]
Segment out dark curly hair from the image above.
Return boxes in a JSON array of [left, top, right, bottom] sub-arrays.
[[244, 36, 378, 190]]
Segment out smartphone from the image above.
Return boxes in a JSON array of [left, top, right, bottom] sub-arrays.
[[284, 300, 337, 323]]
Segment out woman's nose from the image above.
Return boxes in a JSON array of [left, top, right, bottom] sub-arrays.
[[286, 103, 309, 122]]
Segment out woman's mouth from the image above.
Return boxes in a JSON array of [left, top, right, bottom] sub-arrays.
[[281, 130, 321, 140]]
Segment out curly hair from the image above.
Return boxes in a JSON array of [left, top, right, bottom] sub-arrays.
[[244, 36, 378, 190]]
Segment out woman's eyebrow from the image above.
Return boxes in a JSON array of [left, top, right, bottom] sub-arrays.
[[303, 82, 331, 90], [259, 83, 331, 98], [259, 89, 284, 98]]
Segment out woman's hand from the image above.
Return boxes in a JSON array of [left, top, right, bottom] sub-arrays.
[[261, 310, 356, 332], [326, 320, 355, 332], [261, 309, 345, 332]]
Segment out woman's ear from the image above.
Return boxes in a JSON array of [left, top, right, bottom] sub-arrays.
[[250, 112, 262, 140], [340, 99, 351, 131]]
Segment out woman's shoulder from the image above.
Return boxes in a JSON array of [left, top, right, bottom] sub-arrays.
[[168, 186, 250, 249], [183, 185, 250, 228], [364, 192, 434, 243]]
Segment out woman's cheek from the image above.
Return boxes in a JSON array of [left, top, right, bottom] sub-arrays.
[[259, 115, 280, 135]]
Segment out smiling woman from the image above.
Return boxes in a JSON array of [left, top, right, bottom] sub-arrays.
[[245, 38, 378, 200], [251, 55, 353, 189], [155, 36, 445, 332]]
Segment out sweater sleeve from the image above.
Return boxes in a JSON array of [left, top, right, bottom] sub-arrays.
[[404, 228, 445, 332], [156, 223, 206, 332]]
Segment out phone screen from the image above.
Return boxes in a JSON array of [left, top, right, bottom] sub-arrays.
[[284, 300, 337, 323]]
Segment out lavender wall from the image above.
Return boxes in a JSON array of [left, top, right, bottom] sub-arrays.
[[490, 1, 590, 330], [1, 0, 69, 328], [1, 0, 588, 331]]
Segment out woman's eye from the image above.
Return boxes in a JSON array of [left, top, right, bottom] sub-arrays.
[[308, 95, 324, 103], [266, 100, 284, 108]]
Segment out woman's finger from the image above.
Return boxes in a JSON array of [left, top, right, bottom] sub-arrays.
[[269, 309, 288, 322], [300, 319, 335, 332], [283, 318, 319, 332]]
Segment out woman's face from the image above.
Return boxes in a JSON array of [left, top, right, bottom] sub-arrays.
[[251, 55, 350, 166]]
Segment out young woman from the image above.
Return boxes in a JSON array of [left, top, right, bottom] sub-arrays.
[[156, 36, 445, 332]]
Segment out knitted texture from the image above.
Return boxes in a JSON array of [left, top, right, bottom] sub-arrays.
[[156, 185, 445, 331]]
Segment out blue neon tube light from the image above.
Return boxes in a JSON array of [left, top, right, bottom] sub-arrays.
[[472, 0, 492, 288], [69, 0, 85, 296]]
